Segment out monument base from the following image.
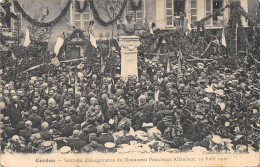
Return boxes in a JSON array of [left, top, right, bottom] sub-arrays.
[[119, 36, 140, 82]]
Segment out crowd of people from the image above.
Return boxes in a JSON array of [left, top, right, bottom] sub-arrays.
[[0, 37, 259, 154]]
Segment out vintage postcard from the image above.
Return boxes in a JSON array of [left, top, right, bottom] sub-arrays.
[[0, 0, 259, 166]]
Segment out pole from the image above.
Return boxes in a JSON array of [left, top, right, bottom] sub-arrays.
[[235, 23, 239, 67]]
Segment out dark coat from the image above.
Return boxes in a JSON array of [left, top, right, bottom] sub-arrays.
[[97, 133, 114, 145], [40, 130, 51, 141], [19, 128, 32, 143], [28, 114, 42, 129], [69, 138, 86, 152], [15, 120, 27, 135], [85, 141, 105, 152], [7, 101, 23, 128], [1, 125, 15, 139], [60, 124, 74, 137], [71, 115, 82, 125]]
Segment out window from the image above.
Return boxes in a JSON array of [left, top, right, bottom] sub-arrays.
[[72, 1, 90, 30], [11, 2, 22, 31], [165, 0, 173, 27], [190, 0, 197, 24], [126, 1, 143, 29], [205, 0, 212, 25], [205, 0, 223, 26], [165, 0, 186, 27]]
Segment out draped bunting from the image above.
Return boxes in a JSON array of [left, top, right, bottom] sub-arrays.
[[13, 0, 72, 27], [74, 0, 88, 13], [89, 0, 127, 27]]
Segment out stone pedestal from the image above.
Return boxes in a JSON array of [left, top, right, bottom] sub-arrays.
[[118, 36, 140, 81]]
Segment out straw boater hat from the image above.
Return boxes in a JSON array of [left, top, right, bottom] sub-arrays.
[[60, 146, 71, 154], [105, 142, 115, 149], [77, 64, 84, 70]]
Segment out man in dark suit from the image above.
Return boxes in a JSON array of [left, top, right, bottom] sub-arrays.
[[69, 107, 81, 125], [17, 89, 30, 112], [97, 123, 114, 145], [28, 106, 42, 129], [7, 95, 23, 128], [134, 82, 143, 100], [15, 112, 30, 134], [19, 120, 33, 143], [143, 79, 154, 92], [153, 84, 165, 103], [1, 117, 14, 140], [104, 99, 118, 123], [83, 133, 105, 153], [60, 116, 74, 137], [50, 115, 61, 130], [147, 62, 157, 78], [68, 130, 86, 152], [39, 122, 51, 141]]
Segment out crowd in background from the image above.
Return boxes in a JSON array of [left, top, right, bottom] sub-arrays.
[[0, 38, 259, 153]]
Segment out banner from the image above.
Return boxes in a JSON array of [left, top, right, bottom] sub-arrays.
[[54, 37, 64, 55], [89, 24, 97, 48], [177, 51, 183, 78], [221, 28, 227, 47], [23, 28, 31, 47], [166, 56, 170, 73]]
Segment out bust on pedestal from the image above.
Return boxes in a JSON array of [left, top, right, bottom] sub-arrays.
[[118, 13, 140, 81]]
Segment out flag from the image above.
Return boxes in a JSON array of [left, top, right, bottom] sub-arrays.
[[166, 56, 170, 73], [54, 37, 64, 55], [185, 21, 191, 36], [221, 28, 227, 47], [177, 51, 183, 78], [89, 23, 97, 48], [100, 53, 106, 74], [149, 22, 154, 35], [23, 28, 31, 47]]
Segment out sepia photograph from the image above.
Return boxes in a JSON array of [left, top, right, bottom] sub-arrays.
[[0, 0, 259, 166]]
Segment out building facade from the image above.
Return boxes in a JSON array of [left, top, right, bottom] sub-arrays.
[[1, 0, 259, 41]]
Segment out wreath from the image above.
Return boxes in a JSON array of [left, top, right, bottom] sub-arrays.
[[89, 0, 127, 27], [130, 0, 142, 11], [74, 0, 89, 13], [13, 0, 72, 27]]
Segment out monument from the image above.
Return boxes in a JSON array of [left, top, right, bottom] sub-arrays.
[[118, 13, 140, 81]]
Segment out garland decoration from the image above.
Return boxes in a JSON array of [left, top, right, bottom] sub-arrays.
[[75, 0, 89, 13], [89, 0, 127, 27], [13, 0, 72, 27], [130, 0, 142, 11]]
